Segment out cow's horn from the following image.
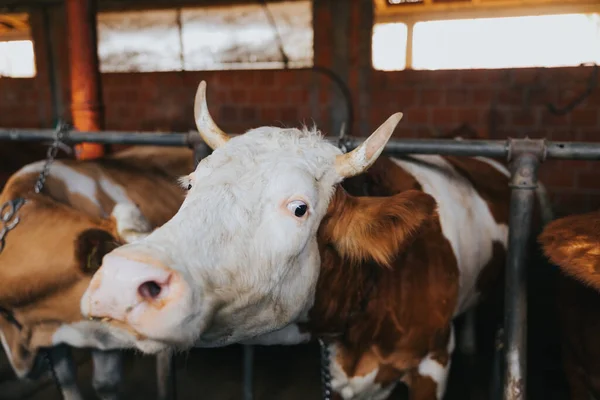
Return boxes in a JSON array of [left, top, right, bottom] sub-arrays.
[[194, 80, 230, 150], [334, 112, 403, 178]]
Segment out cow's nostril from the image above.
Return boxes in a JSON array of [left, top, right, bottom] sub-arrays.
[[138, 281, 162, 300]]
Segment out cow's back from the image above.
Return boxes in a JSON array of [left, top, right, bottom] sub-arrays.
[[2, 146, 194, 228]]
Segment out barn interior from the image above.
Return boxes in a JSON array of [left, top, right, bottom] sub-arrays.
[[0, 0, 599, 399]]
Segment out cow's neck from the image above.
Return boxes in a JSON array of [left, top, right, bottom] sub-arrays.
[[304, 249, 382, 343]]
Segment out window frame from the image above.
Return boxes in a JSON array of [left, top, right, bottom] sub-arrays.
[[0, 13, 36, 78], [96, 1, 314, 73], [373, 0, 600, 70]]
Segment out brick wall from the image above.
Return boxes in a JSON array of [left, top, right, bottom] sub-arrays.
[[0, 1, 599, 216]]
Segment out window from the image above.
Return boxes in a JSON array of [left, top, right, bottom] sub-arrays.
[[97, 1, 313, 73], [373, 13, 600, 70], [0, 14, 36, 78], [372, 23, 407, 71]]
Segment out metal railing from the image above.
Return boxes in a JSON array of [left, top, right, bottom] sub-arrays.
[[2, 126, 600, 400]]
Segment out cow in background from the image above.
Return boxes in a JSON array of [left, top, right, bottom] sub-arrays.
[[83, 81, 554, 400], [0, 146, 193, 399], [539, 209, 600, 400]]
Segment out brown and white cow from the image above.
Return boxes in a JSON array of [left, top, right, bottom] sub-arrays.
[[0, 146, 193, 399], [82, 81, 552, 399], [539, 209, 600, 400]]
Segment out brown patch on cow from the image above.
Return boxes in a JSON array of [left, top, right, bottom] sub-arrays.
[[304, 181, 459, 391], [375, 362, 405, 387], [0, 146, 193, 377], [405, 371, 439, 400], [442, 156, 510, 224], [539, 210, 600, 291], [342, 156, 422, 197], [296, 156, 468, 398], [319, 188, 437, 267], [75, 229, 121, 275], [475, 241, 507, 295], [438, 123, 484, 140]]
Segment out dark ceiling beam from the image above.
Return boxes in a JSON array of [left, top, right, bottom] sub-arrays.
[[0, 0, 300, 12]]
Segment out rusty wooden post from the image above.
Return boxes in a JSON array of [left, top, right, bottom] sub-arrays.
[[65, 0, 105, 160]]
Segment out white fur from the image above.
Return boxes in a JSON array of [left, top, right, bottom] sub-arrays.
[[392, 155, 508, 313], [111, 203, 152, 243], [82, 128, 508, 365], [16, 161, 101, 209], [239, 324, 311, 346], [99, 176, 135, 205], [52, 321, 138, 350], [83, 126, 346, 351], [329, 343, 396, 400], [417, 325, 456, 399], [101, 175, 153, 242]]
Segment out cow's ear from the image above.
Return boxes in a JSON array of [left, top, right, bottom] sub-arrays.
[[0, 316, 36, 378], [74, 229, 121, 275], [539, 211, 600, 291], [321, 188, 437, 267]]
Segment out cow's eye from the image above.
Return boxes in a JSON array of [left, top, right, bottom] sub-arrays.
[[187, 184, 192, 190], [287, 200, 308, 218]]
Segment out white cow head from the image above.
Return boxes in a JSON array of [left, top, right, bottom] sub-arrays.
[[81, 81, 404, 353]]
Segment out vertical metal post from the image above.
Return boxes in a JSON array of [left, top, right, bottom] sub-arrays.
[[502, 139, 545, 400], [65, 0, 106, 160], [242, 344, 254, 400], [156, 350, 175, 400]]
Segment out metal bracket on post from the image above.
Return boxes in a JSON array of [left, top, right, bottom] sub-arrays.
[[502, 137, 546, 400]]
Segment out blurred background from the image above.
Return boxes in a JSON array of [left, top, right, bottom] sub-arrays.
[[0, 0, 598, 398]]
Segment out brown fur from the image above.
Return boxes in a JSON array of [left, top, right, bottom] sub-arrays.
[[300, 154, 510, 399], [0, 146, 193, 376], [539, 210, 600, 400], [539, 211, 600, 291]]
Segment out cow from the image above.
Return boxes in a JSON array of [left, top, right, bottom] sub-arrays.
[[539, 209, 600, 400], [81, 80, 553, 399], [0, 145, 194, 399]]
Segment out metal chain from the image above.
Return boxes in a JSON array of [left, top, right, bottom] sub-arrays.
[[0, 120, 70, 400], [34, 121, 71, 400], [0, 198, 25, 254], [318, 339, 333, 400], [34, 121, 71, 194]]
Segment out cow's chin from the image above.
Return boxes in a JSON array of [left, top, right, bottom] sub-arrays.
[[134, 338, 172, 354]]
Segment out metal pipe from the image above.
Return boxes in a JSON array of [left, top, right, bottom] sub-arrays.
[[0, 129, 192, 146], [65, 0, 106, 160], [502, 142, 543, 400], [545, 142, 600, 160], [3, 129, 600, 160], [358, 138, 508, 158]]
